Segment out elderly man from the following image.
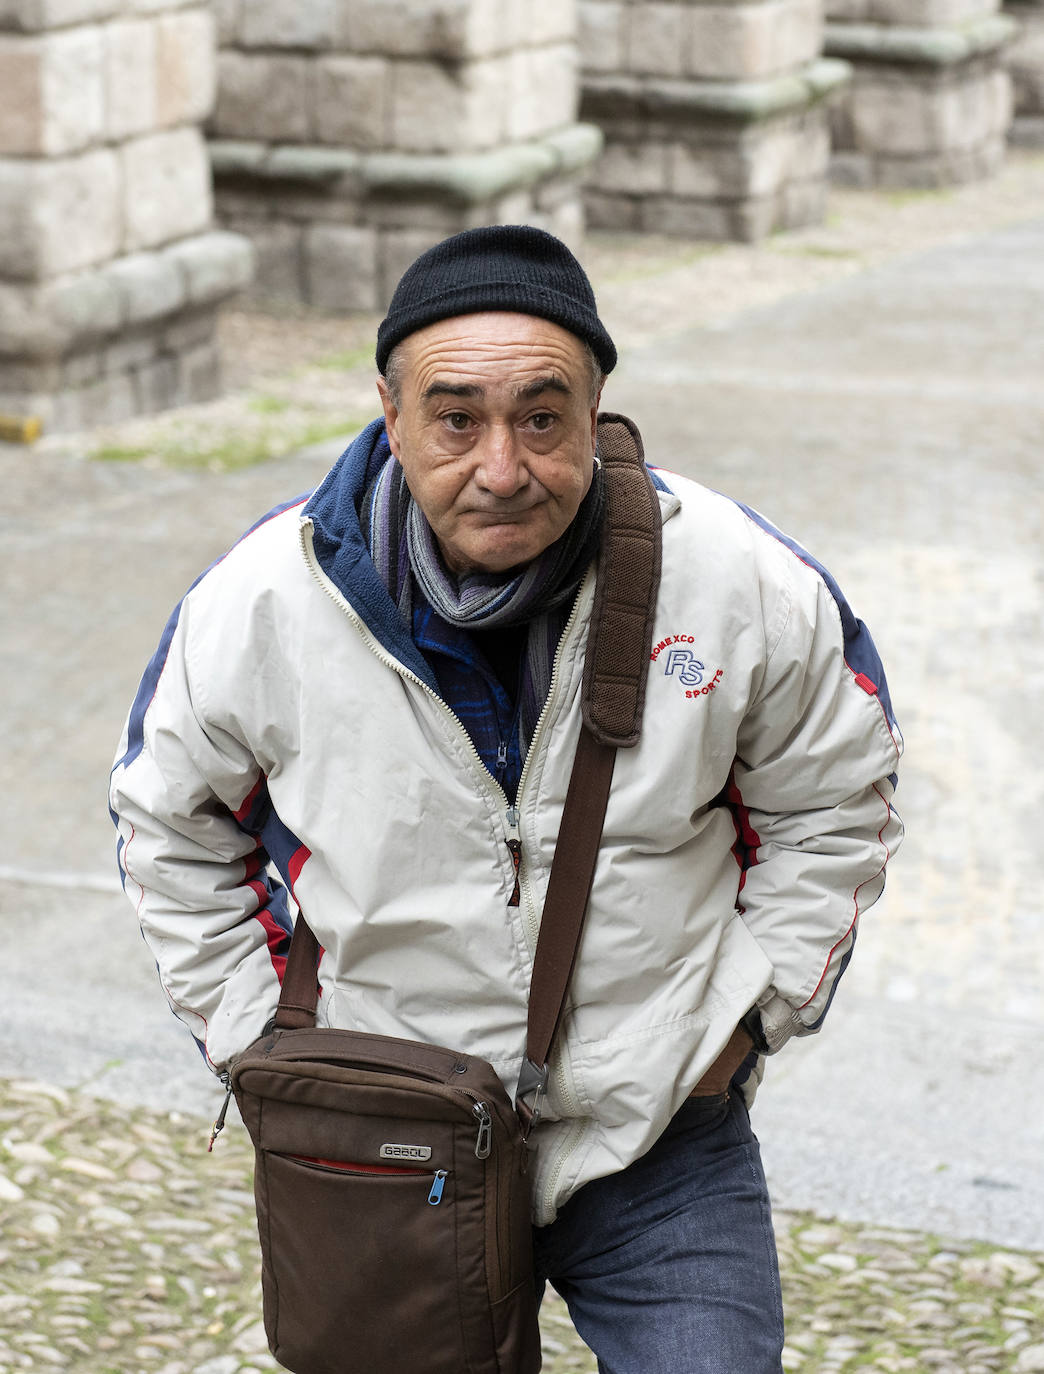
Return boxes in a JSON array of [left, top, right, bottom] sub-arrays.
[[110, 226, 902, 1373]]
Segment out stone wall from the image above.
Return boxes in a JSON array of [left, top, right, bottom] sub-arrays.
[[1005, 2, 1044, 142], [209, 0, 602, 310], [579, 0, 848, 241], [0, 0, 253, 432], [825, 1, 1016, 186]]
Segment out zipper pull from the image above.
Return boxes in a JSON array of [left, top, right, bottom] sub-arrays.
[[473, 1101, 492, 1160], [505, 805, 519, 830], [208, 1073, 233, 1152], [427, 1170, 448, 1205], [505, 838, 522, 908]]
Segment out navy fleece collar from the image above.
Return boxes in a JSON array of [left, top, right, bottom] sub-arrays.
[[303, 419, 438, 688]]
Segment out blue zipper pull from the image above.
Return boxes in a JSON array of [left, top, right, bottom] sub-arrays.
[[428, 1170, 448, 1205]]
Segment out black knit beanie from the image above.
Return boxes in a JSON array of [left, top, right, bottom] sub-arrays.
[[376, 225, 617, 376]]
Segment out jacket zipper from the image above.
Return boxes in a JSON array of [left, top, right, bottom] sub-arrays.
[[298, 517, 592, 1227]]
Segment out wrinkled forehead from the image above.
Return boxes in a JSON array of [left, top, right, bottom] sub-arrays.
[[393, 312, 592, 403]]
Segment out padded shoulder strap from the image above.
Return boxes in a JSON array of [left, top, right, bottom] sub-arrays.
[[583, 412, 663, 748]]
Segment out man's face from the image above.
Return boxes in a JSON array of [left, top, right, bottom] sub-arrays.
[[376, 312, 602, 576]]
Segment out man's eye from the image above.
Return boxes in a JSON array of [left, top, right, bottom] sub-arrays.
[[528, 413, 556, 432], [446, 412, 471, 431]]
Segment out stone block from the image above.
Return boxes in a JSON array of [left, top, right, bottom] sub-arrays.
[[42, 268, 122, 348], [105, 248, 186, 323], [180, 338, 223, 404], [1008, 7, 1044, 113], [103, 329, 159, 375], [337, 0, 519, 60], [583, 188, 642, 230], [134, 353, 180, 413], [212, 51, 311, 142], [162, 306, 215, 352], [627, 3, 688, 79], [314, 54, 389, 149], [849, 67, 1005, 157], [639, 194, 736, 240], [165, 229, 254, 305], [0, 149, 121, 279], [103, 18, 155, 140], [579, 1, 626, 73], [0, 25, 104, 156], [60, 346, 103, 383], [121, 128, 211, 252], [73, 369, 140, 429], [303, 224, 379, 311], [390, 55, 509, 152], [669, 114, 830, 198], [506, 43, 578, 141], [528, 0, 577, 45], [212, 0, 238, 44], [156, 7, 216, 128], [231, 219, 304, 303], [0, 0, 117, 31], [594, 138, 671, 193], [687, 1, 823, 82], [240, 0, 337, 50]]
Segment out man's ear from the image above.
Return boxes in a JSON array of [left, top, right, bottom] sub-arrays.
[[589, 380, 605, 454], [376, 376, 401, 458]]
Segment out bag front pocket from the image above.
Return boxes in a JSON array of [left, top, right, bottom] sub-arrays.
[[258, 1149, 465, 1374]]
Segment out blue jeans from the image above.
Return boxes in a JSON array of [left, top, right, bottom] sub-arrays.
[[532, 1090, 785, 1374]]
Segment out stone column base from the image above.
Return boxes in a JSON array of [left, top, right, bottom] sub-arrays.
[[1005, 2, 1044, 141], [209, 125, 603, 312], [579, 60, 850, 243], [0, 232, 253, 434], [826, 14, 1016, 187]]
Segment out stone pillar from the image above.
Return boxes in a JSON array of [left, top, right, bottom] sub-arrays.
[[578, 1, 849, 242], [825, 1, 1017, 186], [1005, 2, 1044, 142], [208, 0, 603, 311], [0, 0, 253, 434]]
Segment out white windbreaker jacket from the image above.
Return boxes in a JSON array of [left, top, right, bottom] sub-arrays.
[[110, 419, 903, 1226]]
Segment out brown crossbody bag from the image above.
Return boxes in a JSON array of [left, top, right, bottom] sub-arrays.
[[223, 415, 662, 1374]]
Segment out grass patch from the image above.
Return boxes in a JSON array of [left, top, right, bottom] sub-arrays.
[[769, 243, 862, 260], [313, 345, 375, 371], [90, 416, 362, 472], [247, 394, 291, 415], [883, 186, 956, 208], [603, 243, 724, 283]]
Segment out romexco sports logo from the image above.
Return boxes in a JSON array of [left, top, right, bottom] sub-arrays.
[[650, 635, 724, 701]]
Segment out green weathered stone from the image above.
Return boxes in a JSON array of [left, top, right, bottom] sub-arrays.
[[583, 59, 852, 126], [824, 14, 1018, 67]]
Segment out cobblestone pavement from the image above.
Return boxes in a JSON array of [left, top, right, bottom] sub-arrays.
[[2, 1077, 1043, 1374]]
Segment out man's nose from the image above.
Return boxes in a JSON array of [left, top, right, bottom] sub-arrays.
[[474, 424, 528, 496]]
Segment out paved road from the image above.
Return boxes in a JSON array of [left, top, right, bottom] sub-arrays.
[[2, 217, 1042, 1248]]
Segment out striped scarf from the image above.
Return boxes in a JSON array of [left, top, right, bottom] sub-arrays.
[[361, 452, 604, 754]]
